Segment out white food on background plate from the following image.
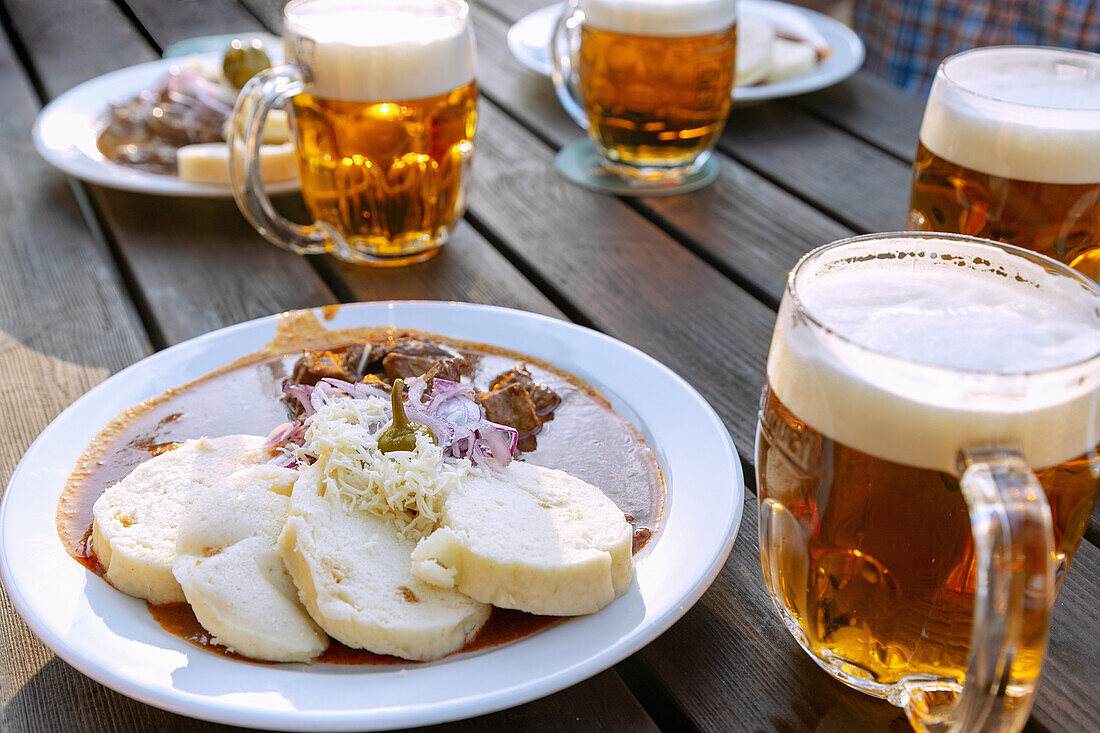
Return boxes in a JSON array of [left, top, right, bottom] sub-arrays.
[[177, 141, 297, 186], [735, 16, 776, 86], [766, 37, 818, 83]]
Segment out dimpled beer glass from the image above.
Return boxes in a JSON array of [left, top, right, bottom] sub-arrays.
[[552, 0, 737, 180], [909, 47, 1100, 281], [757, 232, 1100, 732], [229, 0, 477, 266]]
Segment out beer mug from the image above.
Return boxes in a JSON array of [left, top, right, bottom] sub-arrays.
[[757, 232, 1100, 731], [552, 0, 737, 180], [229, 0, 477, 266], [909, 47, 1100, 281]]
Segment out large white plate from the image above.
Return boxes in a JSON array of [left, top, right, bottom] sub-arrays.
[[32, 52, 299, 198], [508, 0, 865, 104], [0, 302, 743, 731]]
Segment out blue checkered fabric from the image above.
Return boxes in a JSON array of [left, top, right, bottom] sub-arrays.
[[853, 0, 1100, 94]]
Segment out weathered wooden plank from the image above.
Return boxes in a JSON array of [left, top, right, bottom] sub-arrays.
[[469, 7, 854, 306], [794, 72, 925, 163], [0, 22, 153, 733]]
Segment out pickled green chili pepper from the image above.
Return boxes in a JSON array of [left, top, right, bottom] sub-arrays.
[[377, 379, 435, 453]]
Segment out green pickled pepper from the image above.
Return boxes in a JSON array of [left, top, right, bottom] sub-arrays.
[[377, 379, 435, 453]]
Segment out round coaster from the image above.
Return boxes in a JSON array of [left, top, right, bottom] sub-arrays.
[[555, 139, 720, 196]]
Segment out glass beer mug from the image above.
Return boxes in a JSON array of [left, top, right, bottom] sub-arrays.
[[228, 0, 477, 266], [908, 47, 1100, 281], [757, 232, 1100, 731], [552, 0, 737, 180]]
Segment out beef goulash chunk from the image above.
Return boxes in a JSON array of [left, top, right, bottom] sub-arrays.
[[477, 382, 540, 435], [490, 364, 561, 415], [290, 350, 354, 386]]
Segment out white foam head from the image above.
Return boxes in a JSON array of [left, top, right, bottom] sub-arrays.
[[768, 234, 1100, 475], [919, 46, 1100, 184], [284, 0, 475, 102], [580, 0, 737, 37]]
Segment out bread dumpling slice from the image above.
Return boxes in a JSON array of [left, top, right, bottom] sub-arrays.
[[91, 434, 266, 604], [172, 465, 328, 663], [278, 463, 490, 661], [411, 462, 634, 616]]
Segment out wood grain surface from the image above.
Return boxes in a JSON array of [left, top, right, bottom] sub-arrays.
[[1, 0, 1097, 731]]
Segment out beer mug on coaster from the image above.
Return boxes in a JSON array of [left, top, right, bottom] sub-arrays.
[[757, 232, 1100, 732], [552, 0, 737, 184], [909, 47, 1100, 281], [228, 0, 477, 266]]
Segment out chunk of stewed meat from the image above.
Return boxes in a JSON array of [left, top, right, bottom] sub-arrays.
[[289, 350, 354, 386], [477, 383, 539, 435], [382, 353, 440, 381], [489, 364, 561, 415], [387, 338, 450, 359], [423, 357, 467, 383], [343, 340, 386, 380]]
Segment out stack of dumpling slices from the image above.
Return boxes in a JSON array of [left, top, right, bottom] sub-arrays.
[[737, 16, 821, 87], [90, 430, 634, 663]]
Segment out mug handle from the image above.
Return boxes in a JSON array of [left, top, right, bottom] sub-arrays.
[[228, 64, 341, 255], [900, 448, 1056, 732], [550, 0, 589, 130]]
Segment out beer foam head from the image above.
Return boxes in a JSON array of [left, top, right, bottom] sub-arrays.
[[919, 47, 1100, 184], [580, 0, 737, 37], [284, 0, 475, 102], [768, 234, 1100, 474]]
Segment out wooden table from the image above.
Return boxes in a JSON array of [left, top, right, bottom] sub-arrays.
[[0, 0, 1096, 730]]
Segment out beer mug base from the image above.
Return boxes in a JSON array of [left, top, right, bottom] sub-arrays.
[[598, 145, 710, 182], [556, 139, 719, 196], [328, 224, 453, 267]]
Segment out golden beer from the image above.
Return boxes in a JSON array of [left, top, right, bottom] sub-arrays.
[[758, 385, 1099, 688], [291, 83, 477, 260], [578, 24, 736, 171], [229, 0, 476, 265], [908, 47, 1100, 281], [759, 233, 1100, 728], [910, 142, 1100, 280]]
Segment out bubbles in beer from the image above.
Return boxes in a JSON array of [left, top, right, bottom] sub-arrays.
[[919, 47, 1100, 184], [285, 0, 475, 102], [580, 0, 737, 37]]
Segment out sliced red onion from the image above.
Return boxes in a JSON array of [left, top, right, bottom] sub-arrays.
[[286, 373, 518, 470], [284, 384, 315, 416]]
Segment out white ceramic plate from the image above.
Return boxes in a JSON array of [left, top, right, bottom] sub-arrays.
[[508, 0, 865, 104], [0, 302, 743, 731], [32, 51, 299, 198]]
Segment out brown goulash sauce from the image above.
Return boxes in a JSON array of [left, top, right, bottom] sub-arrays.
[[57, 311, 665, 666]]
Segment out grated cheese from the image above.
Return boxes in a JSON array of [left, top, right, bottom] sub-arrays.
[[297, 395, 475, 540]]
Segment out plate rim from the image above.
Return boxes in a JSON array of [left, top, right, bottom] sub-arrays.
[[506, 0, 866, 103], [0, 301, 744, 731], [31, 53, 300, 199]]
